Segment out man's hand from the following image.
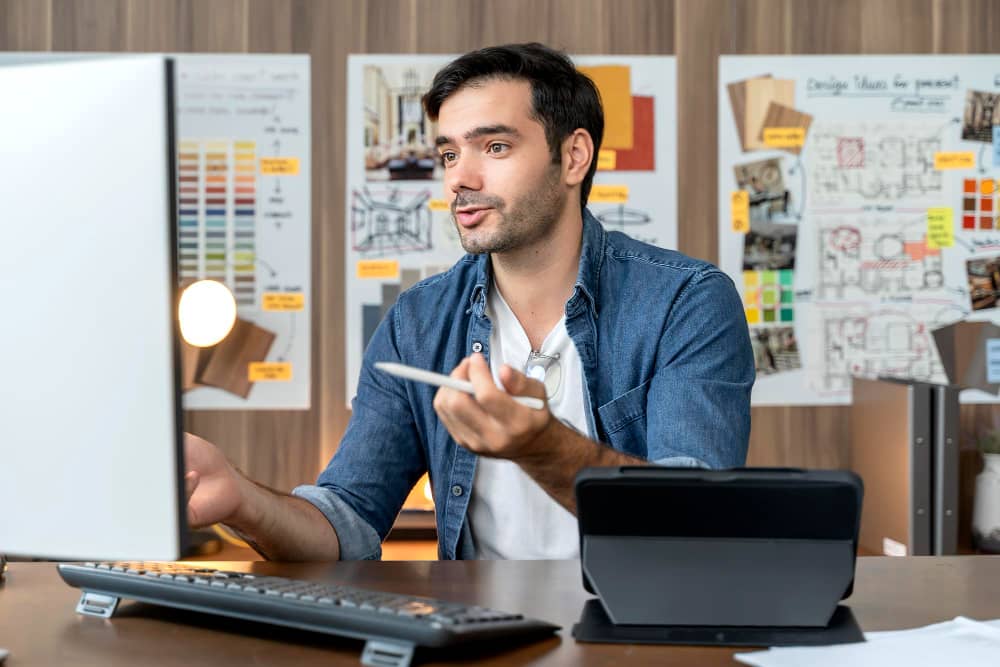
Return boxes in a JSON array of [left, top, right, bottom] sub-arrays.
[[183, 433, 342, 560], [433, 352, 647, 513], [183, 433, 249, 529], [432, 353, 554, 461]]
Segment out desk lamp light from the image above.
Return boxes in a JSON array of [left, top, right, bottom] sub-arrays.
[[178, 279, 237, 347]]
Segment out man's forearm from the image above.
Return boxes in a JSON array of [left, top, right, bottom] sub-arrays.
[[517, 419, 647, 514], [226, 477, 342, 561]]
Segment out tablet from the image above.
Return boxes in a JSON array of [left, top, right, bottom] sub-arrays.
[[574, 467, 863, 630]]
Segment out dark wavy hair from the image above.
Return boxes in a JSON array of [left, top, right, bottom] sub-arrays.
[[423, 43, 604, 209]]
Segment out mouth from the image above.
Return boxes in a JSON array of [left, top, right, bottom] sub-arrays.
[[454, 207, 493, 228]]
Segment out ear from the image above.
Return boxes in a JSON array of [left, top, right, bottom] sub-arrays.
[[561, 129, 595, 189]]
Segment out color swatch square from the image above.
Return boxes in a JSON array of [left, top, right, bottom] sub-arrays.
[[746, 308, 760, 324], [964, 178, 977, 194], [964, 215, 977, 229], [743, 270, 760, 287], [780, 308, 794, 322]]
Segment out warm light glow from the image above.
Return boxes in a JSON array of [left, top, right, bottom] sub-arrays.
[[423, 479, 434, 503], [178, 280, 237, 347]]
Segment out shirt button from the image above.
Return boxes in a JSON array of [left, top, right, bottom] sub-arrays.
[[451, 485, 464, 497], [471, 341, 483, 353]]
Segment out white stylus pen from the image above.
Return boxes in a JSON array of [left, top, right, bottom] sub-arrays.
[[374, 361, 546, 410]]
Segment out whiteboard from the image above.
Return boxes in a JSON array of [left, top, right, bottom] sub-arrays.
[[719, 56, 1000, 405]]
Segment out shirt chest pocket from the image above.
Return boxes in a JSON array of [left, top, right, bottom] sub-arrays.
[[596, 381, 649, 458]]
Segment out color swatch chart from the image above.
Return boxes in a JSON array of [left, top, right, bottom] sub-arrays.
[[743, 269, 794, 324], [962, 177, 998, 231], [176, 140, 258, 307]]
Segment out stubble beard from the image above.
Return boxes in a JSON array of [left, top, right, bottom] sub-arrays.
[[453, 163, 566, 255]]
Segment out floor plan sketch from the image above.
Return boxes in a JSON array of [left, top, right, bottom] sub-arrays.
[[817, 214, 945, 299], [808, 121, 944, 206], [809, 306, 948, 394]]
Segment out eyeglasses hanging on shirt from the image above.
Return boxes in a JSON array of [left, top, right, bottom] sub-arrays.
[[524, 350, 562, 401]]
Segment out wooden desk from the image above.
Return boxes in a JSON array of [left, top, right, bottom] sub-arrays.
[[1, 557, 999, 665]]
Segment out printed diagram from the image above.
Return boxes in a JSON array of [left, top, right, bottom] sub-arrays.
[[817, 215, 944, 299], [594, 205, 658, 244], [351, 186, 433, 256], [808, 121, 944, 205], [810, 307, 948, 393]]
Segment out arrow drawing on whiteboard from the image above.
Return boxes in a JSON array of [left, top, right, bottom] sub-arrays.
[[255, 257, 278, 278], [979, 143, 987, 174], [934, 117, 961, 137], [278, 312, 296, 361], [273, 138, 281, 155], [783, 155, 807, 222]]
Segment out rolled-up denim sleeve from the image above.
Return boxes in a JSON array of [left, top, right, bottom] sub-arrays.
[[647, 270, 754, 468], [293, 304, 427, 560]]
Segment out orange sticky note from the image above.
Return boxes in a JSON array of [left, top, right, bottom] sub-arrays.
[[578, 65, 633, 150], [357, 260, 399, 280], [248, 362, 293, 382]]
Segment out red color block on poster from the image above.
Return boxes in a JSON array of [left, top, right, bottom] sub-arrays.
[[612, 96, 655, 171]]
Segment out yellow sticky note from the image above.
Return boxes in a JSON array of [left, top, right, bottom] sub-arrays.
[[926, 207, 954, 249], [762, 127, 807, 148], [428, 199, 450, 211], [357, 259, 399, 280], [260, 157, 300, 175], [934, 152, 975, 170], [578, 65, 633, 150], [597, 149, 617, 171], [262, 292, 305, 311], [588, 184, 629, 204], [731, 190, 750, 233], [248, 362, 293, 382]]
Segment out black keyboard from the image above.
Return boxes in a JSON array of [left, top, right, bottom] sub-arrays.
[[58, 562, 559, 667]]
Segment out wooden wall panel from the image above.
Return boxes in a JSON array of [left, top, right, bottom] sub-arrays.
[[1, 0, 994, 496], [0, 0, 51, 49]]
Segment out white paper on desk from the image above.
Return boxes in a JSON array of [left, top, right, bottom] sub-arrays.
[[734, 617, 1000, 667]]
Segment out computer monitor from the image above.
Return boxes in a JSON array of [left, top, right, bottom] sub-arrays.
[[0, 56, 186, 560]]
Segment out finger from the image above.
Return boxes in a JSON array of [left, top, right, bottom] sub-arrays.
[[467, 352, 503, 401], [449, 356, 472, 380], [499, 364, 547, 400]]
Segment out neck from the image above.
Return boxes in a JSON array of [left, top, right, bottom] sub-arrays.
[[490, 207, 584, 350]]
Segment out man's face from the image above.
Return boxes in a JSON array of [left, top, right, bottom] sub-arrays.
[[435, 78, 566, 254]]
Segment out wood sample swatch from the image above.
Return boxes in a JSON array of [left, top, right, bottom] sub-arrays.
[[195, 317, 276, 398], [744, 77, 794, 151], [727, 74, 771, 152], [758, 102, 813, 155]]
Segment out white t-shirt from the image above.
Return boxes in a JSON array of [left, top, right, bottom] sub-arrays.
[[468, 285, 588, 559]]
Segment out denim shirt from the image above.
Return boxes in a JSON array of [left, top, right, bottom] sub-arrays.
[[293, 209, 754, 560]]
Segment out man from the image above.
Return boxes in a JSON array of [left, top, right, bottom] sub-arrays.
[[185, 43, 754, 561]]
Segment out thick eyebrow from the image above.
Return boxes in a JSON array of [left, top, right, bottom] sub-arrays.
[[435, 124, 521, 147]]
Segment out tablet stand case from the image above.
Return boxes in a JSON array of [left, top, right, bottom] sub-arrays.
[[571, 467, 865, 646]]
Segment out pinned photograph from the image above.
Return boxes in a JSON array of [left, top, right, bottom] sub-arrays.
[[967, 256, 1000, 311], [363, 64, 442, 181], [743, 220, 797, 270], [962, 90, 999, 143], [734, 157, 790, 222], [750, 326, 801, 375]]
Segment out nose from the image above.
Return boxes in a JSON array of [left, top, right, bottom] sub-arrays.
[[445, 152, 483, 196]]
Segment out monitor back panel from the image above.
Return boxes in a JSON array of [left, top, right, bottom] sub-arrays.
[[0, 57, 183, 560]]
